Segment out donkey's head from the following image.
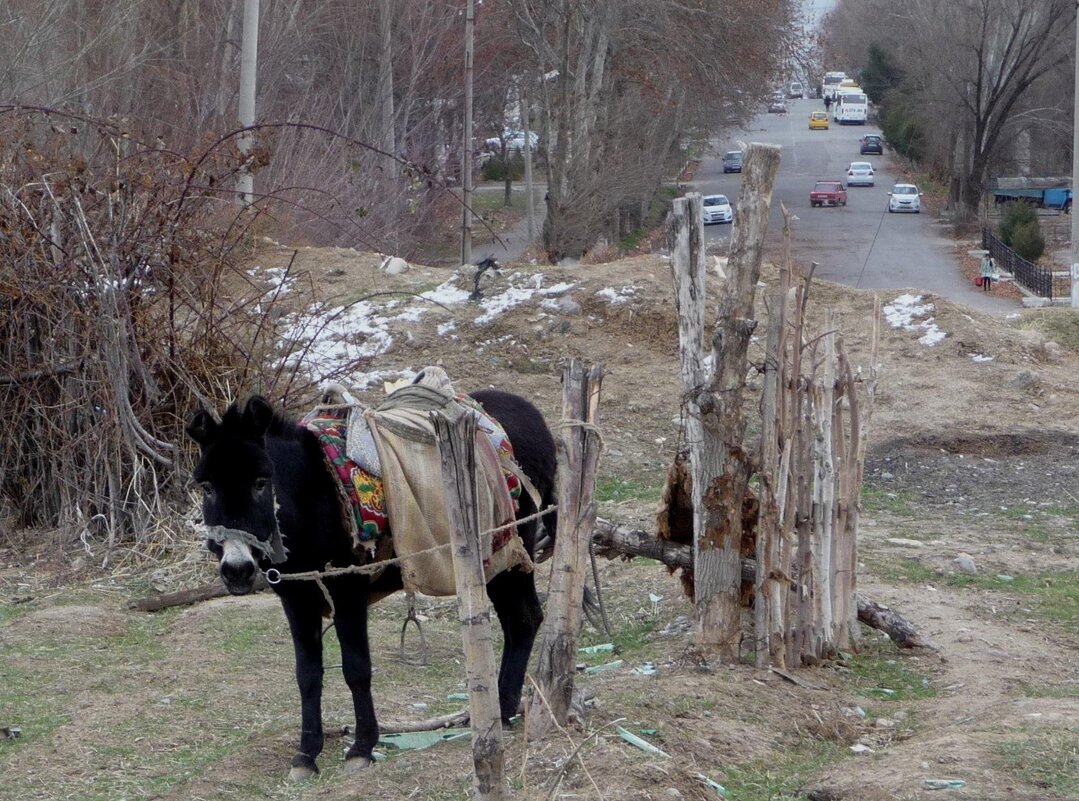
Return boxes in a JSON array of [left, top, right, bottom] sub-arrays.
[[187, 396, 279, 595]]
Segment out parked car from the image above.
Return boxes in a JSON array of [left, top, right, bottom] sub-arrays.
[[768, 99, 788, 114], [722, 151, 743, 173], [702, 194, 734, 225], [859, 134, 883, 155], [888, 183, 923, 213], [846, 161, 875, 187], [810, 181, 847, 207], [809, 111, 829, 130], [484, 130, 539, 150]]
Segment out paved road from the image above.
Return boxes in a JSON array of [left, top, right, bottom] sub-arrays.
[[688, 99, 1016, 314]]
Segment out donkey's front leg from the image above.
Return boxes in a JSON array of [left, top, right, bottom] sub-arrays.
[[280, 589, 326, 781], [332, 582, 378, 769]]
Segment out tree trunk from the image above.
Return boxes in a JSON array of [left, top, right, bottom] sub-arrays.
[[697, 143, 782, 659]]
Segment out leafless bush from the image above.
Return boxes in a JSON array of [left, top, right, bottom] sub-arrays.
[[0, 108, 375, 554]]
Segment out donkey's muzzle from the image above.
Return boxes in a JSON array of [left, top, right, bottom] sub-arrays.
[[221, 558, 257, 594]]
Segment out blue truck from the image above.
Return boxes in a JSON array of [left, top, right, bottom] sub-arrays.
[[991, 184, 1072, 212]]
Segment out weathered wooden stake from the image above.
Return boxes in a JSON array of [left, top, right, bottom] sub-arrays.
[[433, 411, 505, 801], [702, 143, 782, 658], [527, 359, 603, 738]]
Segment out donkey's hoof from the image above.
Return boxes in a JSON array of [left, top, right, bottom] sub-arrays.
[[344, 755, 374, 773], [288, 754, 319, 782]]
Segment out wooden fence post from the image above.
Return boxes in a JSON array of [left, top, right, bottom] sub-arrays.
[[527, 359, 603, 738], [700, 143, 782, 658], [433, 411, 505, 801]]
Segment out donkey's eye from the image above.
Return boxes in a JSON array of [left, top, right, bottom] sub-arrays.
[[198, 481, 215, 496], [253, 477, 270, 496]]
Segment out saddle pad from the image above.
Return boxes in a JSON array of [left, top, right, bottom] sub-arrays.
[[300, 409, 390, 547]]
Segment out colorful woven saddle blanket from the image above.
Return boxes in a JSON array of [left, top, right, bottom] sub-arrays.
[[299, 383, 523, 557]]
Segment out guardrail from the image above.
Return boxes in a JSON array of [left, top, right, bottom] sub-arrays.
[[982, 227, 1054, 299]]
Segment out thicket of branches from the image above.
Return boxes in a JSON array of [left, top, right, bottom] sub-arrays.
[[821, 0, 1075, 218], [1, 0, 800, 261], [0, 109, 372, 550]]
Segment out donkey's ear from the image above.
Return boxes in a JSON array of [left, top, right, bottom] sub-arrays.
[[186, 409, 218, 446], [243, 395, 274, 436]]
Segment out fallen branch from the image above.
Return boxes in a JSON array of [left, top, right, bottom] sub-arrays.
[[128, 574, 268, 611], [593, 517, 935, 652]]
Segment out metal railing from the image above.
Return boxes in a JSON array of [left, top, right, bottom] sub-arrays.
[[982, 227, 1053, 300]]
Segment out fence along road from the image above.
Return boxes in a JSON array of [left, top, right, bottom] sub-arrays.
[[691, 98, 1016, 315]]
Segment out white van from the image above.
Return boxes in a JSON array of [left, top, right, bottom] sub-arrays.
[[788, 81, 804, 99], [833, 91, 868, 124], [821, 71, 847, 101]]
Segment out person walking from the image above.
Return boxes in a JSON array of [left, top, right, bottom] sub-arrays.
[[980, 253, 996, 291]]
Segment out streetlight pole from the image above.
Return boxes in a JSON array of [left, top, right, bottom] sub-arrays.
[[1072, 0, 1079, 305]]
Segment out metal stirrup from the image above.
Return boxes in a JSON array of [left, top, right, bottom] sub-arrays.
[[399, 591, 428, 665]]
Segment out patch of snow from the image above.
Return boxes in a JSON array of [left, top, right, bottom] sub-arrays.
[[971, 353, 994, 362], [538, 282, 576, 296], [437, 321, 457, 336], [421, 279, 472, 305], [595, 285, 639, 305], [249, 265, 297, 295], [278, 300, 393, 378], [476, 285, 538, 324], [883, 294, 947, 346]]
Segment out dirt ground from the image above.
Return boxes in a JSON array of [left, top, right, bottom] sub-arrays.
[[1, 243, 1077, 800]]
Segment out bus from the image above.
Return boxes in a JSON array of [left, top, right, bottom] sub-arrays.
[[821, 71, 847, 101], [833, 91, 868, 124]]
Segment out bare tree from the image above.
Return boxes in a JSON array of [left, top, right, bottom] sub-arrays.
[[823, 0, 1076, 217]]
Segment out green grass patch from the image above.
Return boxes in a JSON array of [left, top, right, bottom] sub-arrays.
[[848, 639, 936, 702], [868, 558, 1078, 629], [0, 601, 30, 626], [1017, 682, 1079, 699], [721, 739, 849, 801], [860, 485, 919, 517], [596, 475, 663, 505], [948, 572, 1079, 629], [0, 664, 69, 757], [1013, 307, 1079, 355], [611, 619, 658, 659], [869, 556, 936, 585], [995, 727, 1079, 797]]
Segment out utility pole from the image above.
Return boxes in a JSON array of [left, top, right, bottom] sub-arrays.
[[461, 0, 474, 266], [1071, 0, 1079, 306], [236, 0, 260, 206]]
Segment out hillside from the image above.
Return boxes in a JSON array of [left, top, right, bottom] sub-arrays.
[[1, 244, 1077, 801]]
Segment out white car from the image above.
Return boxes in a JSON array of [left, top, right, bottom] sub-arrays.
[[846, 162, 875, 187], [888, 184, 923, 213], [484, 130, 539, 150], [702, 194, 734, 225]]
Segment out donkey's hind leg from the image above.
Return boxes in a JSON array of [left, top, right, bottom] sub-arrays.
[[487, 567, 544, 724]]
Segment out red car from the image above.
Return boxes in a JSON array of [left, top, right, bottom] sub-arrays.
[[810, 181, 847, 207]]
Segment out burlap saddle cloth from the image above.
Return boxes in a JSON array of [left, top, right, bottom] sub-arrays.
[[306, 368, 535, 596]]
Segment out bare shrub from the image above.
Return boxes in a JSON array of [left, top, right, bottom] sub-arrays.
[[0, 108, 374, 553]]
